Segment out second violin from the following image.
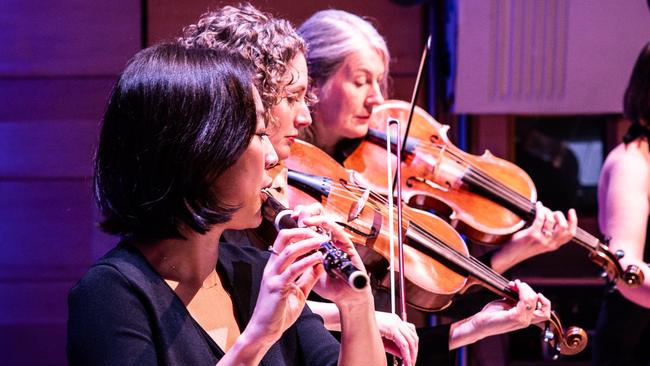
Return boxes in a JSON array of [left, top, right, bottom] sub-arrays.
[[343, 99, 644, 288]]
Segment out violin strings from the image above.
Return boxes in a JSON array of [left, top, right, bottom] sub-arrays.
[[431, 148, 599, 251], [325, 185, 507, 290], [408, 222, 514, 295], [358, 133, 532, 217], [451, 163, 596, 250], [461, 169, 534, 215], [371, 126, 571, 338], [572, 227, 596, 249], [412, 225, 510, 287], [410, 142, 535, 214], [381, 134, 535, 216], [323, 183, 515, 295], [401, 142, 602, 273], [465, 165, 599, 251], [297, 173, 544, 298]]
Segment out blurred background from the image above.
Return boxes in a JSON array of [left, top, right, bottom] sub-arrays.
[[1, 0, 649, 365]]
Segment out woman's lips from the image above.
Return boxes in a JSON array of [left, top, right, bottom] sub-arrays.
[[354, 115, 371, 124]]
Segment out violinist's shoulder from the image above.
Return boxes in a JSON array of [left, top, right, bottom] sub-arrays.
[[604, 143, 648, 175]]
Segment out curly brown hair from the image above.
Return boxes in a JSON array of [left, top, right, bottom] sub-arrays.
[[180, 3, 309, 124]]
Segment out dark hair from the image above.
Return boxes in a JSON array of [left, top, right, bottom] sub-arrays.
[[94, 43, 256, 241], [623, 42, 650, 144]]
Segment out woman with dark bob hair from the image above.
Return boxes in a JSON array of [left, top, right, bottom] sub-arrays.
[[66, 42, 385, 366]]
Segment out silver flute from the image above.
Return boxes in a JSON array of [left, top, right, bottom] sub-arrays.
[[261, 189, 369, 291]]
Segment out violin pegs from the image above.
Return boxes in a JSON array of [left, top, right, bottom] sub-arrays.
[[544, 323, 555, 343], [608, 284, 618, 293], [615, 249, 625, 259], [543, 328, 554, 343], [550, 343, 561, 360], [600, 270, 618, 289]]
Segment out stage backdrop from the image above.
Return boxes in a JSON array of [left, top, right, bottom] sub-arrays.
[[455, 0, 650, 114]]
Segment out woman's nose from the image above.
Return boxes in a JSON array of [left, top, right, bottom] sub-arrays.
[[263, 136, 279, 169], [294, 102, 312, 129], [365, 83, 385, 108]]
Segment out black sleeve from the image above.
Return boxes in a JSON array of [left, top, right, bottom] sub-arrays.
[[416, 323, 454, 366], [220, 242, 340, 365], [67, 265, 157, 366], [295, 305, 340, 365]]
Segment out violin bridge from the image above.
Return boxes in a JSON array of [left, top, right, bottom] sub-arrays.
[[432, 145, 446, 177], [348, 188, 370, 221]]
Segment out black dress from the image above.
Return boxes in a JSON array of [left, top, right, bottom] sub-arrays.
[[67, 241, 340, 366], [592, 221, 650, 366]]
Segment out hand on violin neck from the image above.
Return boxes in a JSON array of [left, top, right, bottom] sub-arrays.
[[448, 280, 551, 349], [491, 202, 578, 273]]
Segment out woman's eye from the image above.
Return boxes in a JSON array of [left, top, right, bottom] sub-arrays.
[[285, 94, 300, 104], [256, 131, 268, 139]]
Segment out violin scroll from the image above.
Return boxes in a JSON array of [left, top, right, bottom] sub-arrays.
[[590, 240, 645, 288], [607, 239, 646, 287], [543, 312, 588, 358], [554, 325, 588, 357]]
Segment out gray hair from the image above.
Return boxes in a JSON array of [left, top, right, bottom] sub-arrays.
[[298, 9, 390, 91]]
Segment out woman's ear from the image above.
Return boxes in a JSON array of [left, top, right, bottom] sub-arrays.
[[307, 83, 321, 117], [309, 83, 320, 101]]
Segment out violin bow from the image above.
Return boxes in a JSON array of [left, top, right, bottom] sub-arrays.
[[386, 118, 407, 322], [385, 34, 433, 332], [391, 34, 432, 194]]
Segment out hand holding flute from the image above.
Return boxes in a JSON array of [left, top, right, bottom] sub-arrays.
[[261, 189, 369, 291]]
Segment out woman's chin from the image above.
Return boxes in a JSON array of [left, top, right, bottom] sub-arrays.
[[276, 144, 291, 161], [350, 124, 369, 139], [230, 210, 263, 231]]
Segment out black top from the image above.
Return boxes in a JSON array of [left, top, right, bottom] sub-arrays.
[[67, 241, 340, 366]]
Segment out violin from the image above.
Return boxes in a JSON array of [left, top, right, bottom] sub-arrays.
[[343, 99, 644, 288], [286, 139, 587, 357]]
